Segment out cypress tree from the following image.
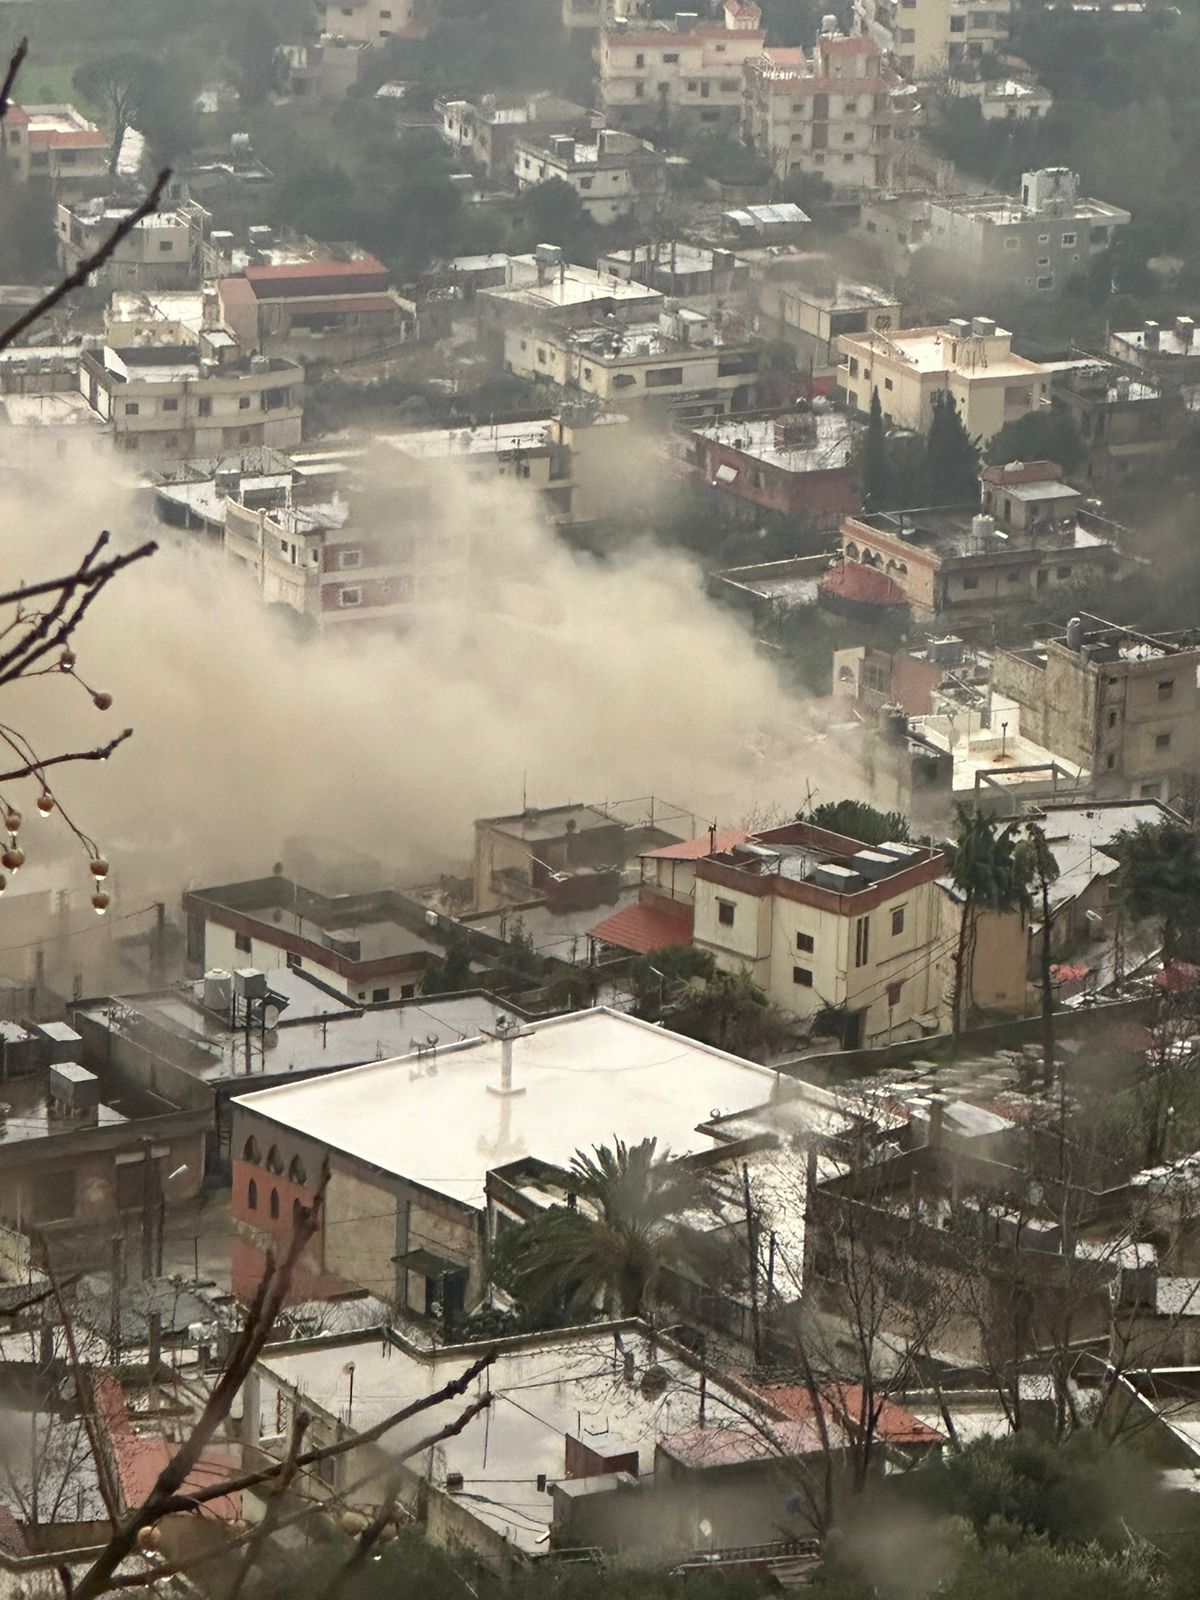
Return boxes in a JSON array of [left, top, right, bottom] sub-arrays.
[[861, 386, 892, 510], [923, 389, 981, 503]]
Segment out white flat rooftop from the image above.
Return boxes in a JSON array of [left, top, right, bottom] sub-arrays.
[[693, 409, 858, 475], [235, 1008, 778, 1209], [374, 421, 555, 459], [0, 392, 105, 427]]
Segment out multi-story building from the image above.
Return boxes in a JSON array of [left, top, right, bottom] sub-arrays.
[[314, 0, 434, 45], [837, 314, 1051, 440], [81, 341, 304, 456], [598, 0, 767, 137], [832, 459, 1123, 621], [1, 104, 108, 194], [513, 129, 666, 225], [860, 168, 1128, 295], [693, 821, 947, 1046], [756, 276, 902, 380], [598, 242, 750, 305], [952, 76, 1052, 120], [562, 0, 642, 27], [505, 306, 760, 419], [743, 31, 899, 192], [437, 91, 590, 179], [1108, 316, 1200, 391], [216, 255, 415, 363], [853, 0, 1010, 77], [991, 618, 1200, 805], [374, 418, 581, 525], [1048, 358, 1188, 489], [476, 247, 664, 351], [674, 406, 862, 525], [56, 196, 210, 289]]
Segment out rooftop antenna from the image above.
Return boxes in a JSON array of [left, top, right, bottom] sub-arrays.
[[483, 1013, 528, 1098]]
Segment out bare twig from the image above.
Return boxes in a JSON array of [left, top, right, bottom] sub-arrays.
[[0, 729, 134, 784], [0, 172, 172, 356], [41, 1251, 123, 1526], [0, 38, 28, 121], [224, 1409, 310, 1600]]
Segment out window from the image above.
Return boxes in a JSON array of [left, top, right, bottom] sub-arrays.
[[634, 82, 644, 97], [1038, 233, 1050, 244], [891, 906, 905, 936], [720, 77, 739, 91], [243, 1137, 261, 1164], [1156, 732, 1172, 750], [579, 176, 593, 190], [898, 26, 915, 40], [1004, 237, 1019, 251], [1037, 274, 1054, 290], [884, 377, 893, 391], [288, 1156, 307, 1184], [1037, 256, 1050, 268], [1158, 679, 1175, 700], [158, 239, 173, 252], [163, 398, 179, 412], [235, 933, 252, 954], [286, 951, 301, 970], [31, 1168, 76, 1221], [1106, 753, 1116, 770], [339, 587, 362, 608], [950, 13, 965, 26], [247, 1178, 258, 1211], [634, 51, 644, 65], [338, 549, 362, 570], [1061, 231, 1076, 247], [125, 401, 140, 416], [687, 79, 698, 91], [886, 980, 903, 1008], [962, 574, 979, 590], [198, 396, 212, 417], [717, 899, 736, 927], [401, 983, 416, 998], [843, 131, 855, 143], [663, 51, 679, 61], [796, 932, 814, 953], [1056, 565, 1070, 579], [854, 915, 869, 968], [843, 153, 854, 163], [1108, 710, 1118, 728], [269, 1188, 280, 1220], [793, 965, 814, 987], [372, 986, 390, 1003], [238, 395, 251, 409], [645, 366, 684, 388]]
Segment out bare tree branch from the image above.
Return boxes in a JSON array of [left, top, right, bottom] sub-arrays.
[[0, 37, 28, 121], [0, 729, 134, 785], [41, 1252, 123, 1527]]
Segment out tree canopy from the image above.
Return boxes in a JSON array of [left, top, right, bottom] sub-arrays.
[[807, 800, 912, 847], [923, 390, 981, 505]]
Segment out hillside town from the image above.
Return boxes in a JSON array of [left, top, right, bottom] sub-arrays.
[[2, 0, 1200, 1596]]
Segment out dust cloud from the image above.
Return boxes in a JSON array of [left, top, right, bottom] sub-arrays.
[[0, 436, 864, 912]]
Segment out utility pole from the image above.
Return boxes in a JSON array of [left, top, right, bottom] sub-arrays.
[[742, 1162, 761, 1367], [152, 902, 166, 987], [109, 1234, 123, 1362], [140, 1140, 158, 1280]]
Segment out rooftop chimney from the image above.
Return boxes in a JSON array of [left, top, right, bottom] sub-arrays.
[[1175, 315, 1195, 348], [1143, 320, 1160, 349], [486, 1014, 527, 1098], [675, 11, 699, 28]]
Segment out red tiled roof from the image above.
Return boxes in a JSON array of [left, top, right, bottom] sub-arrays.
[[820, 560, 907, 606], [244, 256, 386, 287], [980, 458, 1061, 485], [751, 1381, 945, 1448], [590, 900, 693, 954], [5, 106, 30, 126], [28, 129, 108, 149], [276, 294, 403, 316], [218, 276, 258, 308], [659, 1416, 845, 1468], [1154, 960, 1200, 993], [642, 828, 748, 861]]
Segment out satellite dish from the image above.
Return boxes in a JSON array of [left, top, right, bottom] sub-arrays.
[[263, 1004, 281, 1029], [698, 1519, 713, 1541]]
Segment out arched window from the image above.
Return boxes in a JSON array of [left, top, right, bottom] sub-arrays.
[[247, 1178, 258, 1211], [269, 1188, 280, 1220], [266, 1146, 283, 1176], [288, 1156, 307, 1186], [845, 541, 860, 561], [243, 1136, 261, 1164]]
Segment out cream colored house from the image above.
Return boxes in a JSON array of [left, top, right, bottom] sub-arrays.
[[598, 0, 766, 135], [837, 315, 1050, 441], [853, 0, 1010, 76], [315, 0, 432, 44], [693, 822, 947, 1048]]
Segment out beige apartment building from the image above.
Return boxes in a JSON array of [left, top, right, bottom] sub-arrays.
[[837, 314, 1050, 441], [992, 620, 1200, 804], [758, 277, 902, 379], [513, 129, 666, 225], [315, 0, 433, 44], [598, 0, 766, 136], [743, 32, 898, 192], [854, 0, 1010, 76], [81, 344, 304, 455], [693, 822, 947, 1047], [57, 197, 209, 290]]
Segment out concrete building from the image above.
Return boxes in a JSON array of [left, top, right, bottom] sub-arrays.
[[952, 76, 1052, 120], [742, 31, 900, 192], [313, 0, 434, 45], [505, 305, 760, 419], [837, 315, 1051, 441], [862, 168, 1129, 294], [755, 276, 902, 382], [853, 0, 1010, 76], [437, 91, 590, 179], [692, 820, 947, 1046], [1, 104, 108, 193], [229, 1007, 780, 1305], [834, 461, 1122, 621], [216, 256, 415, 363], [147, 445, 352, 538], [597, 0, 767, 137], [563, 0, 643, 26], [513, 129, 666, 224], [183, 877, 448, 1004], [1108, 316, 1200, 391], [991, 618, 1200, 804], [675, 405, 862, 525], [476, 248, 664, 346], [80, 342, 304, 456], [56, 196, 210, 290], [1047, 358, 1188, 488], [597, 242, 750, 305]]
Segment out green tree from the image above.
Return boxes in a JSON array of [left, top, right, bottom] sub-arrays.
[[500, 1137, 709, 1321], [523, 176, 587, 242], [986, 410, 1086, 475], [629, 942, 715, 1018], [807, 799, 911, 847], [670, 966, 796, 1060], [419, 931, 473, 994], [860, 388, 892, 510], [1108, 816, 1200, 963], [924, 390, 980, 504], [945, 808, 1033, 1050], [73, 54, 152, 174]]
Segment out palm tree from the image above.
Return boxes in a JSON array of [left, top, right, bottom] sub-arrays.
[[500, 1138, 708, 1323], [945, 807, 1033, 1053], [1108, 817, 1200, 964]]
